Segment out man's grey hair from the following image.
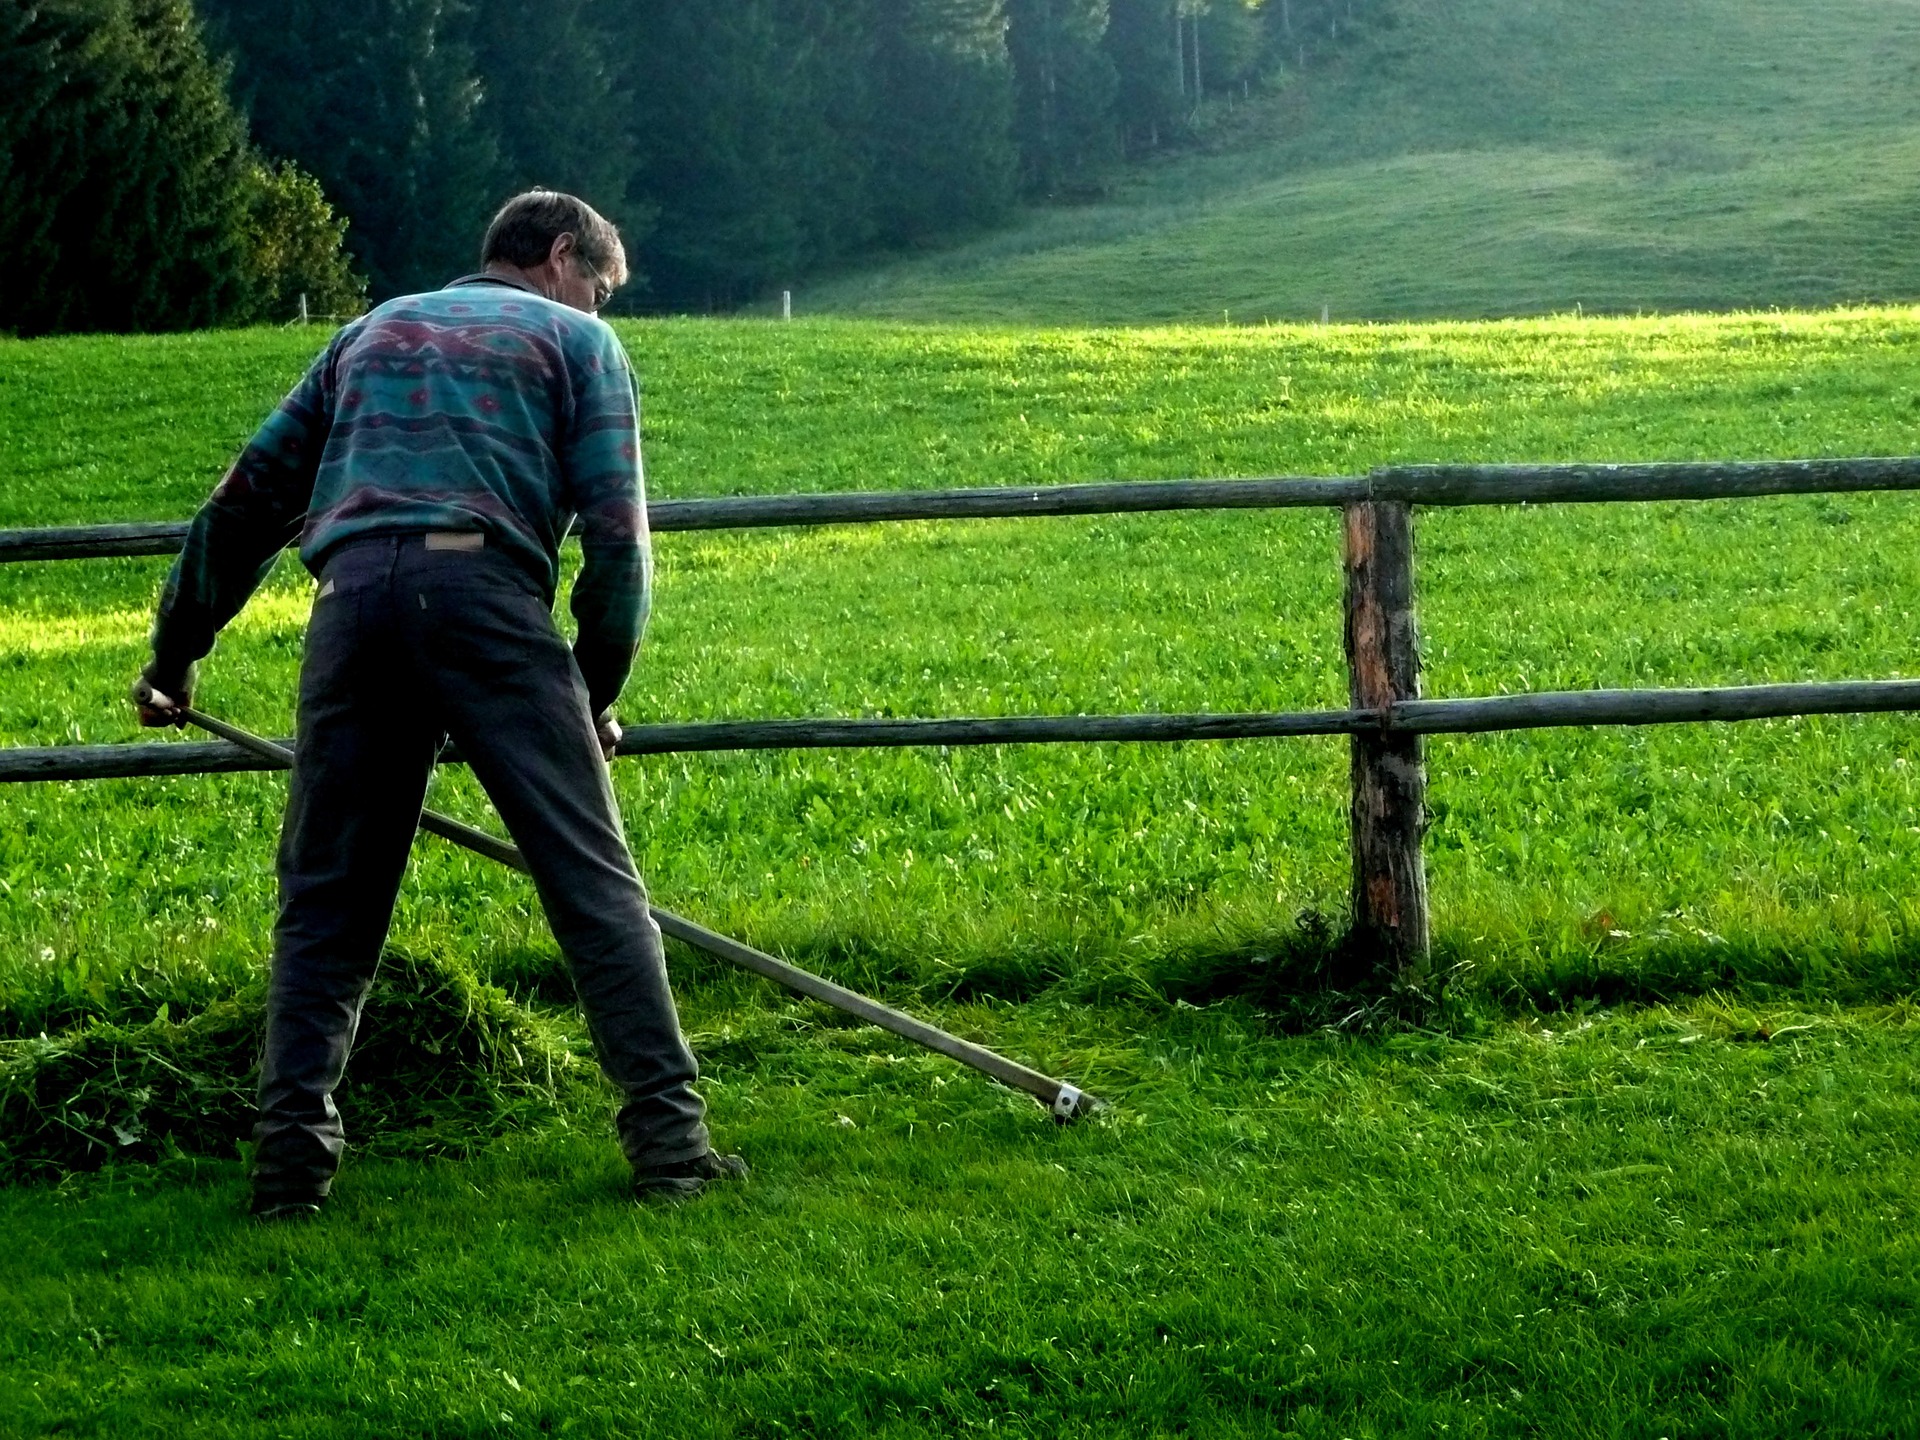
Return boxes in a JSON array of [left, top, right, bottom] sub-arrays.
[[481, 190, 629, 289]]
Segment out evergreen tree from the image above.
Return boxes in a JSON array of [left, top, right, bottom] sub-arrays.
[[200, 0, 500, 298], [467, 0, 647, 272], [1262, 0, 1383, 71], [1197, 0, 1263, 94], [868, 0, 1016, 245], [780, 0, 882, 267], [1104, 0, 1184, 154], [1006, 0, 1117, 197], [0, 0, 350, 334], [617, 1, 820, 306], [612, 0, 900, 307]]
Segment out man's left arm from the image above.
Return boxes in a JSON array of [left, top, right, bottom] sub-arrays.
[[563, 326, 650, 739]]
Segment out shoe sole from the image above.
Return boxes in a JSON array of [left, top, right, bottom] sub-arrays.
[[252, 1201, 324, 1223]]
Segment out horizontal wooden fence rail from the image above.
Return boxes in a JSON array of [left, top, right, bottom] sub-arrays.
[[0, 478, 1352, 562], [6, 680, 1918, 786], [8, 456, 1920, 563], [1368, 456, 1920, 505]]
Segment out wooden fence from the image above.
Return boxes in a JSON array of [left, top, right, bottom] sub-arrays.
[[6, 454, 1920, 981]]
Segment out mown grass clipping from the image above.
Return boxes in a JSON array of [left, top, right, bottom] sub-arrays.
[[0, 950, 596, 1183]]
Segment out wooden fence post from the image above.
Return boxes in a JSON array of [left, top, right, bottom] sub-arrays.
[[1343, 499, 1430, 979]]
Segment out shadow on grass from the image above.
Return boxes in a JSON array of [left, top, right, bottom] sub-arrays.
[[8, 912, 1916, 1186], [1153, 921, 1919, 1029], [675, 909, 1920, 1033], [1487, 930, 1920, 1015], [487, 903, 1920, 1036]]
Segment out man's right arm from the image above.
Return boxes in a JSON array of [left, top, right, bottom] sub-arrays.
[[145, 343, 340, 711], [562, 328, 649, 725]]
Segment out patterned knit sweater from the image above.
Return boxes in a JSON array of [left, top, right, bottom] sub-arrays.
[[151, 273, 648, 715]]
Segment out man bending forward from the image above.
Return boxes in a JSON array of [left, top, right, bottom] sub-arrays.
[[137, 190, 742, 1217]]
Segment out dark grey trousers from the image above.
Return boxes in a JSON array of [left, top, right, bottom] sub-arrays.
[[252, 534, 707, 1201]]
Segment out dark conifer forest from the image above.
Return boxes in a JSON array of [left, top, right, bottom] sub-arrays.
[[1, 0, 1386, 330]]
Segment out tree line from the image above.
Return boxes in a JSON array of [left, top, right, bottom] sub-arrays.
[[2, 0, 362, 335], [1, 0, 1390, 333]]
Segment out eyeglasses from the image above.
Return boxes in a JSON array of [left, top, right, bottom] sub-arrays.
[[576, 251, 613, 312]]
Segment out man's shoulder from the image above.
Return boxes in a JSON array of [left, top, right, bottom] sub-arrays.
[[368, 281, 549, 325], [364, 283, 621, 354]]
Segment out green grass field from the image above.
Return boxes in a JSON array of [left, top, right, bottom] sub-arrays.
[[3, 310, 1920, 1434], [806, 0, 1920, 323]]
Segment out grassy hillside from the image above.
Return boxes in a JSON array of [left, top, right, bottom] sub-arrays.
[[807, 0, 1920, 323], [4, 312, 1920, 1434]]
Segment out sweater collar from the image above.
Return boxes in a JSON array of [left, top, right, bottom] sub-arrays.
[[445, 271, 544, 297]]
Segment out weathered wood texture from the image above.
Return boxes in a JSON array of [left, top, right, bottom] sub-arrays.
[[1372, 456, 1920, 506], [7, 680, 1920, 784], [1343, 500, 1430, 978], [0, 711, 1368, 782], [0, 521, 192, 562], [9, 456, 1920, 563], [178, 707, 1097, 1120], [647, 478, 1363, 529], [1390, 681, 1920, 732], [0, 478, 1356, 563], [610, 709, 1365, 753], [0, 737, 279, 781]]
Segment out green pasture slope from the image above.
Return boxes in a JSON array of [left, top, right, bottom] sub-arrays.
[[809, 0, 1920, 324], [4, 310, 1920, 1434]]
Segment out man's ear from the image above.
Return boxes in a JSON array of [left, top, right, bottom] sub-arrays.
[[547, 232, 578, 268]]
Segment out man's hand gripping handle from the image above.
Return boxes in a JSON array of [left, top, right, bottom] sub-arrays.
[[131, 676, 191, 729]]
